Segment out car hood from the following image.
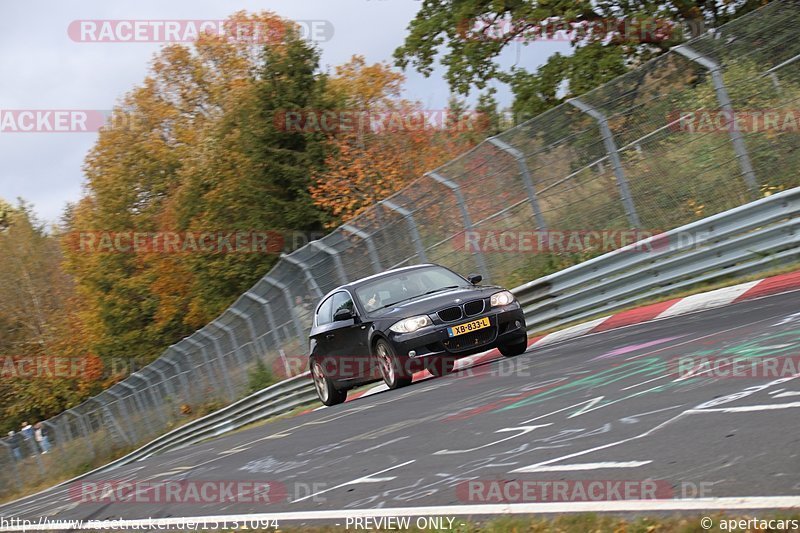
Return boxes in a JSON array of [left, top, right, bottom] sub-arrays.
[[367, 285, 502, 319]]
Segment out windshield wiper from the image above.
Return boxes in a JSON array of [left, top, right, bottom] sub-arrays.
[[378, 286, 461, 309]]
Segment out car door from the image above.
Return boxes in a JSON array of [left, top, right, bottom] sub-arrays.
[[327, 291, 372, 381]]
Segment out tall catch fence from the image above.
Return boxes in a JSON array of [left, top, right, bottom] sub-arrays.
[[2, 0, 799, 497]]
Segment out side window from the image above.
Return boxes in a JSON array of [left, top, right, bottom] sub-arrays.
[[316, 296, 334, 326], [331, 291, 355, 318]]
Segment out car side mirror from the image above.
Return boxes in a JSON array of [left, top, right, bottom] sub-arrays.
[[333, 308, 354, 322], [468, 274, 482, 285]]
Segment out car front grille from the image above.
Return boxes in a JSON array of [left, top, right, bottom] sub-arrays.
[[442, 326, 497, 352], [463, 300, 485, 316], [438, 306, 463, 322]]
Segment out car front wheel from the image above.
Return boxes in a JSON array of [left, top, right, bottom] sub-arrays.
[[311, 358, 347, 406], [375, 339, 412, 389]]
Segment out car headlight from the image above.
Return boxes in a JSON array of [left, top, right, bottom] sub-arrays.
[[490, 290, 515, 307], [389, 315, 432, 333]]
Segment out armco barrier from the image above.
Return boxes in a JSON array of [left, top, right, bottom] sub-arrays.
[[512, 188, 800, 332]]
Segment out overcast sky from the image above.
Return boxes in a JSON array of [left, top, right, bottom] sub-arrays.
[[0, 0, 571, 224]]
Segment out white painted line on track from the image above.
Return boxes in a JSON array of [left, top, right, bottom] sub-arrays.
[[3, 497, 800, 531], [512, 460, 652, 473], [291, 460, 416, 503], [687, 401, 800, 413]]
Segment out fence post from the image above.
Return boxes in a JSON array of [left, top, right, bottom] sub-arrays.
[[342, 224, 382, 273], [212, 320, 248, 367], [568, 97, 641, 227], [244, 291, 285, 354], [162, 353, 194, 405], [64, 410, 94, 463], [150, 362, 175, 401], [106, 387, 137, 444], [426, 171, 491, 281], [673, 44, 759, 198], [487, 137, 548, 230], [191, 333, 237, 401], [281, 253, 325, 298], [174, 341, 227, 401], [380, 199, 428, 263], [309, 240, 348, 285], [136, 370, 169, 427], [0, 442, 22, 489], [230, 307, 266, 362], [264, 276, 305, 342], [117, 381, 155, 438]]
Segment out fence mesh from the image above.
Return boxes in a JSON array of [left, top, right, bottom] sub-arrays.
[[2, 0, 799, 498]]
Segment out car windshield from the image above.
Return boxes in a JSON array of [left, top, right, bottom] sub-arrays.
[[355, 266, 468, 313]]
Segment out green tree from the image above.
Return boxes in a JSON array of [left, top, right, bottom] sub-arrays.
[[394, 0, 769, 117]]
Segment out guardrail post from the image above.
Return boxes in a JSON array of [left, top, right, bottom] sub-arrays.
[[380, 199, 428, 262], [264, 276, 306, 342], [568, 98, 641, 227], [192, 333, 237, 401], [106, 387, 136, 444], [342, 224, 382, 273], [426, 171, 491, 281], [673, 45, 759, 198], [309, 240, 348, 285], [281, 253, 324, 298], [244, 291, 284, 352], [487, 137, 548, 230]]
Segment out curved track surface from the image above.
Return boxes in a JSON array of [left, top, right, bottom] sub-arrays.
[[2, 291, 800, 526]]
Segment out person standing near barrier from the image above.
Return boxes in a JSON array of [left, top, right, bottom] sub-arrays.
[[34, 422, 50, 454], [8, 431, 22, 461], [20, 422, 35, 455]]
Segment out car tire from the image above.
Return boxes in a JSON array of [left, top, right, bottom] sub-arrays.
[[426, 357, 456, 377], [375, 339, 412, 389], [311, 358, 347, 406], [499, 340, 528, 357]]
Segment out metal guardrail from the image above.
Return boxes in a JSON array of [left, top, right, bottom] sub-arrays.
[[512, 188, 800, 332], [95, 373, 317, 474]]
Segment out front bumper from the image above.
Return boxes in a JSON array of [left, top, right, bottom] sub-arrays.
[[388, 305, 527, 360]]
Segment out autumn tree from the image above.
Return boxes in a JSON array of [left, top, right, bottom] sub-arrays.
[[310, 56, 487, 226]]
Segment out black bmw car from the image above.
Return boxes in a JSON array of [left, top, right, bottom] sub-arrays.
[[307, 263, 528, 405]]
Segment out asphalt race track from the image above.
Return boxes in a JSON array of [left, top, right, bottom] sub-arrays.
[[2, 290, 800, 527]]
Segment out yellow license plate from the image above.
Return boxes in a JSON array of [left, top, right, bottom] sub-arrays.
[[448, 317, 490, 337]]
